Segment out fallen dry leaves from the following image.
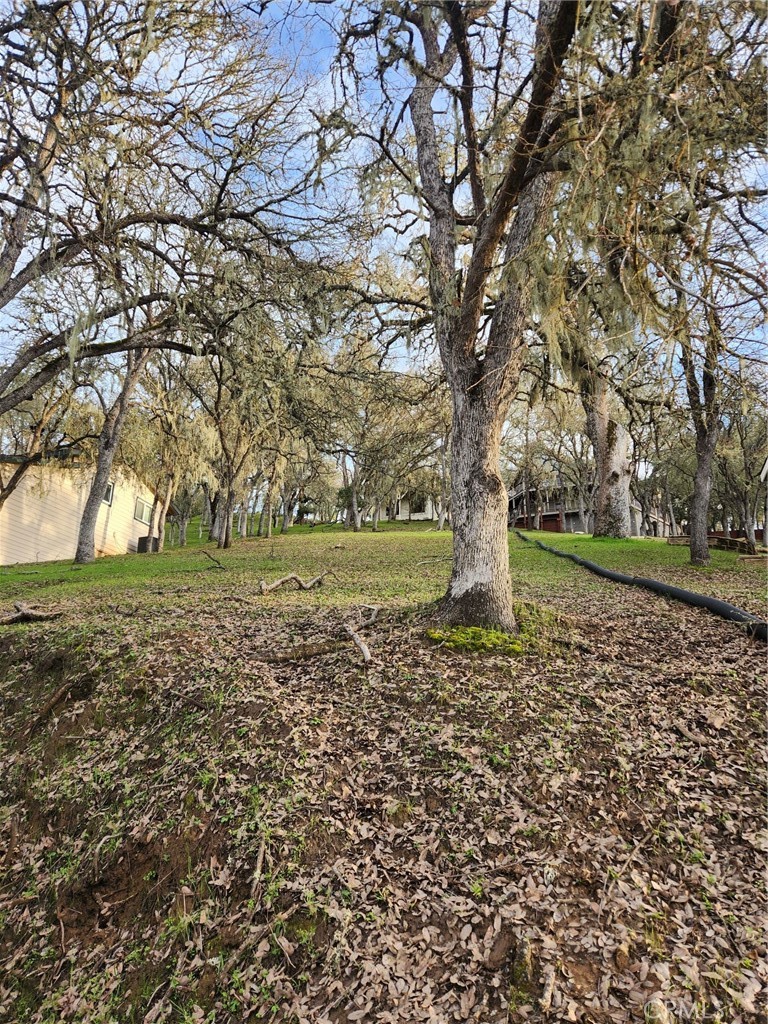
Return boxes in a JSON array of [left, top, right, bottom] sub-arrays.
[[0, 553, 765, 1023]]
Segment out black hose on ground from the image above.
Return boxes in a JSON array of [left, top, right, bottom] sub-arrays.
[[513, 529, 767, 643]]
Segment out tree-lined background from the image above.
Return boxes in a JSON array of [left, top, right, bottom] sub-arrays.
[[1, 0, 765, 621]]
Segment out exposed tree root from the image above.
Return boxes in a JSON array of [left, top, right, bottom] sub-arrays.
[[0, 602, 62, 625]]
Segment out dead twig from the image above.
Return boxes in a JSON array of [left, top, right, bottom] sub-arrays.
[[202, 550, 226, 570], [223, 909, 295, 975], [344, 623, 371, 665], [540, 966, 557, 1011], [250, 835, 267, 898], [673, 722, 707, 745], [258, 570, 337, 595], [167, 689, 208, 712], [1, 602, 62, 625], [508, 783, 540, 813]]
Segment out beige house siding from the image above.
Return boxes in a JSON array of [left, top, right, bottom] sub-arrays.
[[0, 466, 156, 566]]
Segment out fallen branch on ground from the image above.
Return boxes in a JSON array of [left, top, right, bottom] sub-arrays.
[[258, 570, 337, 595], [202, 550, 226, 570], [344, 623, 372, 664], [167, 689, 209, 712], [0, 602, 62, 625], [261, 640, 349, 663], [360, 604, 380, 626], [25, 679, 77, 737]]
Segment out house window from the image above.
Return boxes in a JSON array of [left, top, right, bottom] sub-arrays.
[[103, 481, 114, 506], [134, 497, 152, 525], [410, 494, 427, 514]]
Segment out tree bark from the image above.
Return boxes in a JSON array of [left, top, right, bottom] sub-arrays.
[[689, 433, 717, 564], [351, 472, 362, 532], [583, 376, 632, 539], [156, 481, 174, 553], [202, 485, 212, 528], [209, 507, 222, 543], [577, 490, 587, 533], [679, 301, 722, 566], [742, 503, 756, 554], [437, 438, 450, 530], [665, 480, 678, 536], [438, 388, 517, 631], [75, 349, 149, 563], [219, 489, 234, 548], [265, 491, 273, 539], [147, 494, 161, 552]]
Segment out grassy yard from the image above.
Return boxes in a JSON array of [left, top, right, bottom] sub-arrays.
[[1, 526, 763, 614], [0, 530, 765, 1023]]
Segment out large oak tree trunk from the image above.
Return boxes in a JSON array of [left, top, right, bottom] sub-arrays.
[[438, 389, 516, 632]]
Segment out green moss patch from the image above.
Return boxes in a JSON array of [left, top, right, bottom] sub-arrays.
[[425, 601, 559, 655], [425, 626, 526, 655]]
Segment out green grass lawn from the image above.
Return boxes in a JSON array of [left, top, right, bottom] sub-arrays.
[[1, 526, 763, 619], [519, 529, 743, 573]]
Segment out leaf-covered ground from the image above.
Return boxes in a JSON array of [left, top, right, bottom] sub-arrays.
[[0, 532, 765, 1024]]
